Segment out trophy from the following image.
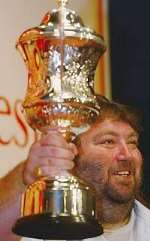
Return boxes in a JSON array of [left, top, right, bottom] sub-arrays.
[[12, 0, 106, 239]]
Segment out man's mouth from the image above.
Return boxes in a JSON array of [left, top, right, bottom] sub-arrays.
[[113, 171, 131, 176]]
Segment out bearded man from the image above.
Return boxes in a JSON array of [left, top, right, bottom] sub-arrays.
[[0, 101, 149, 241]]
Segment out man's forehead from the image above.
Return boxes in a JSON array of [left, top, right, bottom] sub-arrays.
[[85, 118, 138, 137]]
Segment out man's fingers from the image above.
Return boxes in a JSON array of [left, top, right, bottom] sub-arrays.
[[41, 130, 68, 148]]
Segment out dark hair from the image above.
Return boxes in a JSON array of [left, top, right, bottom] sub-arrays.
[[96, 100, 142, 134]]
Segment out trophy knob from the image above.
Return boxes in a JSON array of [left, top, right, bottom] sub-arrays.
[[57, 0, 69, 6]]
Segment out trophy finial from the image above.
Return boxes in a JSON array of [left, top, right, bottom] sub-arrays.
[[57, 0, 69, 7]]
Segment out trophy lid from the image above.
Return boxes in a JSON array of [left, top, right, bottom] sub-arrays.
[[17, 0, 106, 50]]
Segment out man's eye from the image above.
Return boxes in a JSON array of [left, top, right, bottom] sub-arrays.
[[128, 140, 138, 148], [93, 136, 116, 146], [101, 139, 114, 145]]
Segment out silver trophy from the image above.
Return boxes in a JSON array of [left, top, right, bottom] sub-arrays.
[[12, 0, 106, 239]]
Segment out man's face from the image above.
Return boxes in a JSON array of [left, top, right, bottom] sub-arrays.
[[76, 119, 143, 204]]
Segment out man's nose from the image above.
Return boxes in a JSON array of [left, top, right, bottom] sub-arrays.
[[116, 141, 132, 161]]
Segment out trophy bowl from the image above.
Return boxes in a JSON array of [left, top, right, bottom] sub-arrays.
[[12, 0, 106, 239]]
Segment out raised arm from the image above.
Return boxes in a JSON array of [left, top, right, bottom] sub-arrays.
[[0, 162, 25, 241], [0, 130, 77, 241]]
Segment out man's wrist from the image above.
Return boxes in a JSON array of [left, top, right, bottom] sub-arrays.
[[0, 161, 27, 208]]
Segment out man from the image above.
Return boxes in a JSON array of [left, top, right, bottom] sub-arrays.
[[0, 100, 149, 241]]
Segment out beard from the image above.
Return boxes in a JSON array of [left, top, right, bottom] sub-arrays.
[[75, 157, 143, 205], [89, 168, 143, 204], [103, 180, 136, 204], [104, 164, 143, 204]]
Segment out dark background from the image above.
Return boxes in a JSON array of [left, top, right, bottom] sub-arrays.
[[109, 0, 150, 203]]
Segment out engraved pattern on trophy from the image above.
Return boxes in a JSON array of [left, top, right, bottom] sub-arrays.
[[12, 0, 106, 239]]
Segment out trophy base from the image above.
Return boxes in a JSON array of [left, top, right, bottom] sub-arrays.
[[12, 214, 103, 239]]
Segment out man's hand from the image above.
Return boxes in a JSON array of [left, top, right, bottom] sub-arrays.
[[23, 130, 78, 185]]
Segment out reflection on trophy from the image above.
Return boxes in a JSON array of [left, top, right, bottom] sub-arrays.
[[12, 0, 106, 239]]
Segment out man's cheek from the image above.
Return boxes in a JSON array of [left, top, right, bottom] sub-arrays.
[[80, 160, 103, 179]]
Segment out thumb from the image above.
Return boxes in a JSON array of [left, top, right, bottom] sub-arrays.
[[68, 143, 78, 156]]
